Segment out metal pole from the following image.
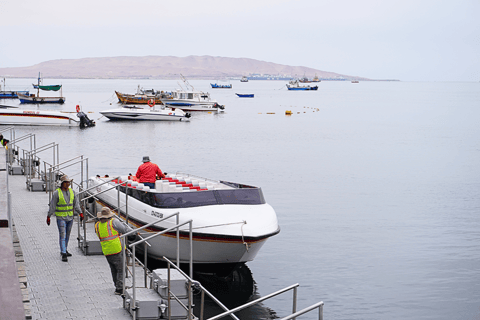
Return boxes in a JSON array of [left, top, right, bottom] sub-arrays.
[[168, 263, 171, 320], [292, 286, 297, 320], [200, 290, 205, 320], [176, 214, 179, 267], [132, 244, 136, 320], [144, 242, 147, 288], [189, 221, 193, 279]]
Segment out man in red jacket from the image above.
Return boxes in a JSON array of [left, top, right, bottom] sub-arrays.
[[135, 156, 166, 189]]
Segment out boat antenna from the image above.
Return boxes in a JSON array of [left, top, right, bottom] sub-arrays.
[[180, 73, 194, 91]]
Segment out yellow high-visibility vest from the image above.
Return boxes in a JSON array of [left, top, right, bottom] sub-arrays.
[[55, 188, 74, 217], [95, 219, 122, 255]]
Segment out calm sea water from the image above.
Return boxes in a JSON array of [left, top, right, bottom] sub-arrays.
[[2, 79, 480, 319]]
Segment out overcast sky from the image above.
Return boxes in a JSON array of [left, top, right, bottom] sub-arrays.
[[1, 0, 479, 81]]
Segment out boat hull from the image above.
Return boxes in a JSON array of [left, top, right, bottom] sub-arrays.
[[100, 107, 190, 121], [161, 101, 224, 112], [286, 86, 318, 91], [0, 91, 29, 99], [0, 109, 79, 126], [18, 93, 65, 104], [115, 91, 164, 105], [87, 176, 279, 264], [236, 93, 254, 98], [211, 84, 232, 89]]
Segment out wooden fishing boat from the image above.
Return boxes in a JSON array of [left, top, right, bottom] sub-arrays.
[[19, 73, 65, 104], [115, 85, 168, 104], [311, 74, 321, 82], [115, 91, 164, 104]]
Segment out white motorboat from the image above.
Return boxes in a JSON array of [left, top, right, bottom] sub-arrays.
[[0, 106, 81, 126], [161, 90, 225, 112], [286, 80, 318, 91], [99, 105, 191, 121], [160, 75, 225, 112], [87, 172, 280, 268]]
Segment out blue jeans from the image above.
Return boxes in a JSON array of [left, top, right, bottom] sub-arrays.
[[56, 218, 74, 254], [143, 182, 155, 189]]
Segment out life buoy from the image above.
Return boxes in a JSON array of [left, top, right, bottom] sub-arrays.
[[76, 105, 80, 112], [148, 99, 155, 107]]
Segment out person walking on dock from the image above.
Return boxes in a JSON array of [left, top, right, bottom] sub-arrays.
[[95, 207, 134, 295], [135, 155, 166, 189], [46, 174, 83, 262]]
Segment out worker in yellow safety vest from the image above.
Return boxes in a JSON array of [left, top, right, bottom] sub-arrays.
[[0, 134, 9, 148], [95, 207, 134, 295], [47, 175, 83, 262]]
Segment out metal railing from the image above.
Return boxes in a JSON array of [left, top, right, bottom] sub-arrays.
[[124, 213, 193, 320]]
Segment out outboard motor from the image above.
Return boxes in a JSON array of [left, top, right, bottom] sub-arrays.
[[213, 102, 225, 110], [77, 111, 96, 128]]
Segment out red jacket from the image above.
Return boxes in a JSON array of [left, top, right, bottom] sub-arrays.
[[135, 162, 165, 183]]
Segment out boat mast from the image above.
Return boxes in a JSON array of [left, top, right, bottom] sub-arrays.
[[37, 72, 41, 97]]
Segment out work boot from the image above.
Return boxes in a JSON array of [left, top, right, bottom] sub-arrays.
[[62, 254, 68, 262]]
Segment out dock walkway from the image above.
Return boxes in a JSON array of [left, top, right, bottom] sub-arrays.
[[9, 173, 132, 320]]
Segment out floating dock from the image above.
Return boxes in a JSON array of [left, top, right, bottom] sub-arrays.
[[3, 168, 133, 319]]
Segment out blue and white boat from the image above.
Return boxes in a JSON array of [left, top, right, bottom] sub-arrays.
[[236, 93, 254, 98], [160, 75, 225, 112], [211, 83, 232, 89], [18, 73, 65, 104], [286, 80, 318, 91], [161, 90, 225, 111], [0, 78, 29, 98]]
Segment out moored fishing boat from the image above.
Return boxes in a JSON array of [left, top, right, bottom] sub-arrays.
[[311, 73, 321, 82], [100, 104, 191, 121], [19, 73, 65, 104], [211, 83, 232, 89], [87, 172, 280, 270], [299, 75, 311, 83], [0, 78, 29, 98], [286, 80, 318, 91], [161, 75, 225, 112], [236, 93, 254, 98], [115, 85, 168, 104]]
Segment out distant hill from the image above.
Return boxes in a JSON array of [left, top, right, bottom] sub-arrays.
[[0, 55, 368, 80]]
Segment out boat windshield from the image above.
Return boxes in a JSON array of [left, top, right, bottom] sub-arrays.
[[119, 185, 266, 208]]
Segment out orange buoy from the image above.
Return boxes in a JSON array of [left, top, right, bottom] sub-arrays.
[[148, 99, 155, 107]]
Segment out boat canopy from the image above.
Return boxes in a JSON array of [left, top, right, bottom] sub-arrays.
[[33, 84, 62, 91]]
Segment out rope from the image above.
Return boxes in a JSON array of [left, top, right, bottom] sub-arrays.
[[240, 220, 250, 251]]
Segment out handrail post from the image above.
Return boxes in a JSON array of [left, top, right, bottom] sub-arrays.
[[200, 290, 205, 320], [292, 286, 297, 320]]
